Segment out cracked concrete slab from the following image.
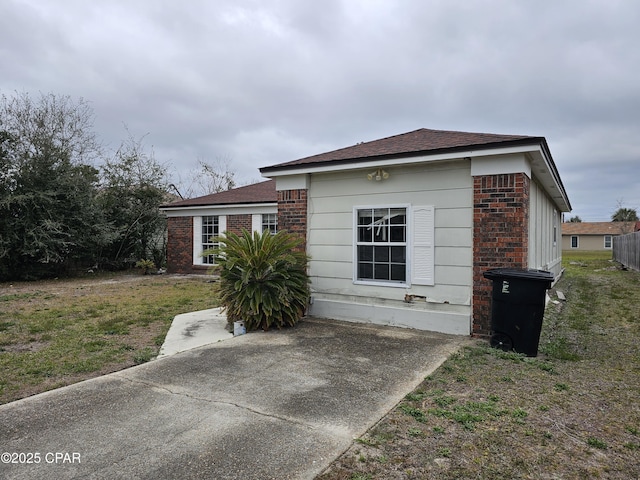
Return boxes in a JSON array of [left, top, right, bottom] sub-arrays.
[[0, 318, 470, 480]]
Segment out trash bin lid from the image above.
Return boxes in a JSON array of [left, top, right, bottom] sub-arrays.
[[483, 268, 554, 282]]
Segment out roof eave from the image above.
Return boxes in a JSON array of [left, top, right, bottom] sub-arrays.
[[160, 201, 277, 212], [260, 137, 546, 175]]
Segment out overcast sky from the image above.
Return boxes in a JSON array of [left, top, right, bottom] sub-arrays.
[[1, 0, 639, 221]]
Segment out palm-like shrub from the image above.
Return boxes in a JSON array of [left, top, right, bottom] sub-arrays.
[[213, 229, 310, 331]]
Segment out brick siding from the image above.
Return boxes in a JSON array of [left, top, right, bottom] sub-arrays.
[[472, 173, 530, 337], [167, 217, 192, 273], [166, 216, 210, 274], [277, 189, 307, 248], [227, 214, 252, 236]]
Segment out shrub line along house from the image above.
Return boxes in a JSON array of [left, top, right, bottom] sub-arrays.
[[161, 128, 571, 337]]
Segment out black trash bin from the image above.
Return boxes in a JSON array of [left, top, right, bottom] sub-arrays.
[[483, 268, 554, 357]]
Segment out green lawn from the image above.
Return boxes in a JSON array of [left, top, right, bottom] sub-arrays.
[[318, 251, 640, 479], [0, 273, 217, 404]]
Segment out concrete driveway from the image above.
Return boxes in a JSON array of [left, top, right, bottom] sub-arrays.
[[0, 318, 468, 480]]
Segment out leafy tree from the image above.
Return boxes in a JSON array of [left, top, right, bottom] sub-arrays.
[[0, 92, 108, 280], [98, 131, 169, 268], [611, 207, 638, 222], [214, 230, 310, 331], [568, 216, 582, 223]]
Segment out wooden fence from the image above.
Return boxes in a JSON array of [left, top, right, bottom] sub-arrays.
[[613, 231, 640, 271]]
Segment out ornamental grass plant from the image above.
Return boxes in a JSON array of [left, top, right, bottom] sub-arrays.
[[213, 229, 310, 331]]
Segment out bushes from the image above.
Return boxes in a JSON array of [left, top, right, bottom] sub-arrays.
[[214, 229, 310, 331]]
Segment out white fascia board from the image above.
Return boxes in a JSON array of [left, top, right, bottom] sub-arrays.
[[161, 203, 277, 218], [470, 153, 531, 177], [274, 174, 309, 191], [262, 145, 540, 178]]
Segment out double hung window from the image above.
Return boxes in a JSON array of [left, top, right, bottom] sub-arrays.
[[202, 216, 219, 264], [262, 213, 277, 235], [356, 207, 407, 283]]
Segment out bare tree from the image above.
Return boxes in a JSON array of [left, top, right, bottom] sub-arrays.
[[0, 91, 102, 166], [98, 128, 170, 267], [177, 156, 237, 198]]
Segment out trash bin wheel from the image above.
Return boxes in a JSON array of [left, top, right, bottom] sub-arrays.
[[490, 332, 513, 352]]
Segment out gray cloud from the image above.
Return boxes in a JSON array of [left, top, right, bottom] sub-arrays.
[[1, 0, 639, 220]]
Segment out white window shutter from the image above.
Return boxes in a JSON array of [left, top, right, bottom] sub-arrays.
[[412, 206, 435, 285], [251, 214, 262, 233]]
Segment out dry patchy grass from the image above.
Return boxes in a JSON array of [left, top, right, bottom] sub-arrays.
[[0, 272, 217, 404], [318, 252, 640, 479]]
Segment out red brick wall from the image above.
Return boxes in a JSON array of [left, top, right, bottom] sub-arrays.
[[166, 216, 210, 274], [277, 189, 307, 248], [472, 173, 530, 336], [227, 214, 252, 236], [167, 217, 192, 274]]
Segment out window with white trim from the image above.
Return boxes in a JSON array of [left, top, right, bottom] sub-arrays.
[[355, 207, 407, 283], [604, 235, 612, 249], [571, 235, 578, 249], [262, 213, 277, 235], [202, 216, 219, 264]]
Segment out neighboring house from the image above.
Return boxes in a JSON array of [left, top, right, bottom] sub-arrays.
[[561, 222, 637, 251], [160, 180, 277, 274], [257, 128, 571, 337]]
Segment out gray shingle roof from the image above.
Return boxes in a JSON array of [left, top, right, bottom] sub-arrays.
[[260, 128, 540, 173], [161, 180, 276, 208]]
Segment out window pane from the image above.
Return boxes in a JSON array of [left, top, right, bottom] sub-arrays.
[[374, 246, 389, 262], [390, 226, 405, 242], [374, 264, 390, 280], [372, 223, 388, 242], [389, 208, 406, 224], [391, 246, 405, 263], [358, 262, 373, 279], [391, 264, 406, 281], [358, 246, 373, 262], [358, 226, 372, 243], [358, 209, 373, 226]]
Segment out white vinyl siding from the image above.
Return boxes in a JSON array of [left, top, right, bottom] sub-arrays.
[[306, 161, 473, 306], [529, 179, 562, 276]]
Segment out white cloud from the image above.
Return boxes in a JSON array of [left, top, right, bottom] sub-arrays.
[[1, 0, 639, 217]]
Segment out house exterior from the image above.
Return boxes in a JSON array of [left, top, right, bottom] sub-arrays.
[[161, 128, 571, 337], [561, 222, 638, 251], [259, 128, 571, 337], [160, 180, 277, 274]]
